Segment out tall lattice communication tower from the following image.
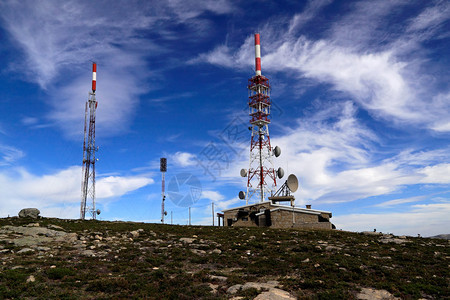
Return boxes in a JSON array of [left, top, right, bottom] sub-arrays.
[[240, 34, 282, 204], [80, 62, 99, 220]]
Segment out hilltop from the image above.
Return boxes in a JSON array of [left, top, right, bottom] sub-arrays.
[[0, 217, 448, 299]]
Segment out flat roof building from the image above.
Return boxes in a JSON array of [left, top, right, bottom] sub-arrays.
[[222, 202, 334, 230]]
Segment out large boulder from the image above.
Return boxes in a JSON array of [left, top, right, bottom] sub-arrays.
[[18, 208, 40, 219]]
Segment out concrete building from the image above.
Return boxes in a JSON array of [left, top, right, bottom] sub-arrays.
[[222, 202, 334, 230]]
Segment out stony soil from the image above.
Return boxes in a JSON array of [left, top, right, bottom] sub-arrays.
[[0, 217, 448, 299]]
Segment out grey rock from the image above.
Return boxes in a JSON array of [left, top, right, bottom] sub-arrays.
[[325, 245, 342, 251], [26, 275, 36, 283], [227, 281, 279, 294], [128, 231, 139, 238], [362, 231, 382, 236], [191, 249, 206, 255], [17, 248, 35, 254], [227, 284, 243, 294], [209, 275, 228, 282], [26, 223, 40, 227], [0, 225, 77, 246], [254, 288, 296, 300], [208, 283, 219, 294], [36, 246, 51, 251], [47, 224, 64, 231], [211, 249, 222, 254], [18, 208, 40, 219], [80, 250, 96, 257], [356, 287, 400, 299], [180, 237, 196, 244], [379, 237, 410, 244]]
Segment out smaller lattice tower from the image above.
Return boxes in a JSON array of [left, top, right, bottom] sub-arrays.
[[80, 63, 99, 220], [241, 33, 282, 204], [160, 158, 167, 223]]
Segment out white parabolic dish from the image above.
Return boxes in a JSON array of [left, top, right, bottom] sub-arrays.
[[286, 174, 298, 192]]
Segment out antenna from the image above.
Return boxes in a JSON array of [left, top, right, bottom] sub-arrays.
[[242, 33, 282, 204], [80, 62, 99, 220], [268, 174, 299, 206], [160, 158, 167, 223]]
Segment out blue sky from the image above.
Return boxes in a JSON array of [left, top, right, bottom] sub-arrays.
[[0, 0, 449, 236]]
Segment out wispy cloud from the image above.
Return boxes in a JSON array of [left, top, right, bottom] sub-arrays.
[[407, 0, 450, 33], [0, 145, 24, 166], [288, 0, 333, 35], [375, 190, 450, 207], [0, 0, 235, 137], [193, 1, 450, 132]]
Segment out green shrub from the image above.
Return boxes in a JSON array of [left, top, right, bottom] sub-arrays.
[[46, 267, 76, 280]]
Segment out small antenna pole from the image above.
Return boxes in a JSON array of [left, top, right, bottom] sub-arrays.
[[160, 158, 167, 223], [212, 202, 215, 226]]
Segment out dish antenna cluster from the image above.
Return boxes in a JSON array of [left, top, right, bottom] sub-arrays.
[[239, 145, 285, 201], [238, 34, 285, 204]]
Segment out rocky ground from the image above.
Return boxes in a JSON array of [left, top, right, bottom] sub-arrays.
[[0, 217, 448, 299]]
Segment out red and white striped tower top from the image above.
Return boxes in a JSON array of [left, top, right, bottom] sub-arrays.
[[92, 62, 97, 93], [254, 33, 261, 76]]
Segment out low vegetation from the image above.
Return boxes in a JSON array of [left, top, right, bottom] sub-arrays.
[[0, 217, 448, 299]]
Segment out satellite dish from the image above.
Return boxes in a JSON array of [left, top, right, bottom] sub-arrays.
[[277, 167, 284, 179], [286, 174, 299, 192], [240, 169, 247, 177], [96, 209, 101, 215], [273, 146, 281, 157], [238, 191, 246, 200]]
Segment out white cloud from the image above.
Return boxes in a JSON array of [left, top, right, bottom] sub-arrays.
[[199, 100, 449, 209], [334, 202, 450, 236], [0, 166, 153, 218], [419, 164, 450, 184], [201, 190, 224, 202], [214, 197, 241, 211], [171, 151, 197, 167], [254, 101, 448, 205], [97, 175, 154, 199]]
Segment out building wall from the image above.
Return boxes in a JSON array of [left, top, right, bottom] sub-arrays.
[[223, 204, 332, 230], [271, 210, 332, 229]]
